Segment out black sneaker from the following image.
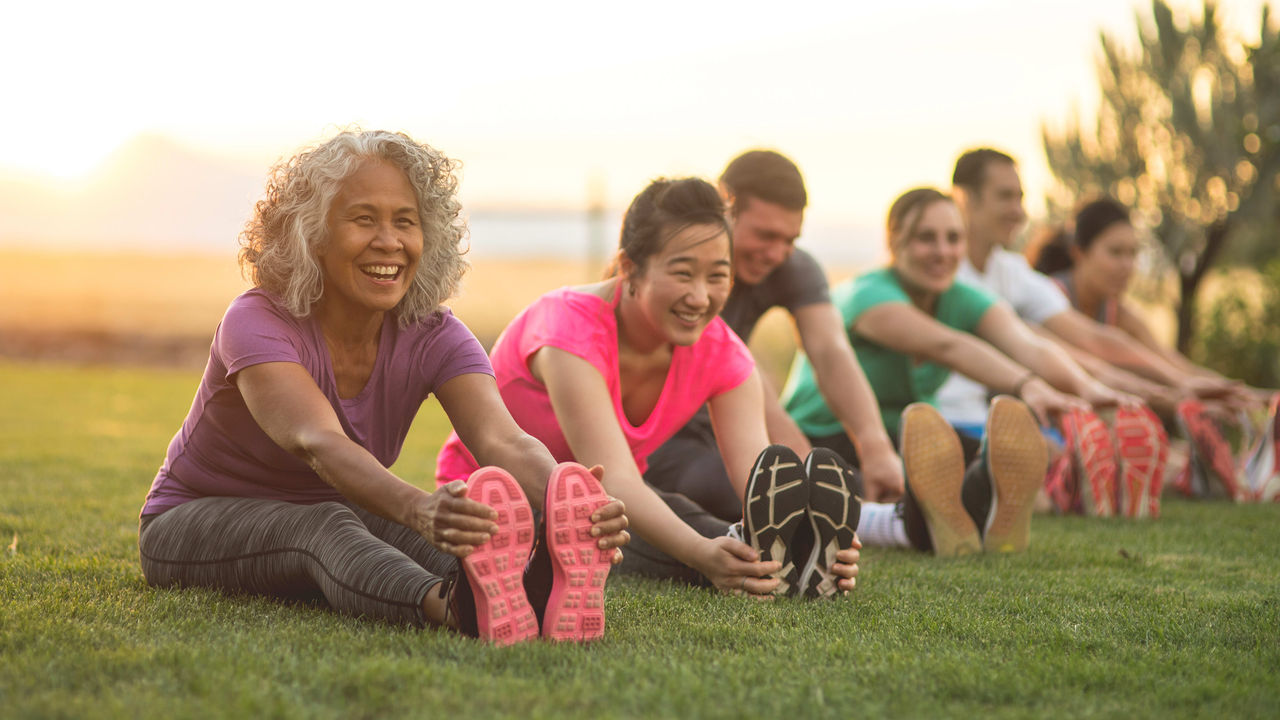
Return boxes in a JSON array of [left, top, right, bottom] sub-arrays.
[[799, 448, 862, 598], [743, 445, 809, 597]]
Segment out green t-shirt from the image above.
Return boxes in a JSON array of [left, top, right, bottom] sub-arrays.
[[781, 267, 998, 439]]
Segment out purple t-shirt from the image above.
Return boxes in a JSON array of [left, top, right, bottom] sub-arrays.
[[141, 288, 493, 515]]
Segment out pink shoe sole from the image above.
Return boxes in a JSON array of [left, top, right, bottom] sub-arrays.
[[1178, 399, 1244, 499], [462, 467, 538, 646], [1066, 409, 1118, 517], [543, 462, 612, 642], [1114, 405, 1168, 519]]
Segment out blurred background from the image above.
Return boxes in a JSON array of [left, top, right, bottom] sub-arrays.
[[1, 0, 1276, 384]]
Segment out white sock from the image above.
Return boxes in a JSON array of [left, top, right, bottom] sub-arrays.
[[857, 501, 911, 548]]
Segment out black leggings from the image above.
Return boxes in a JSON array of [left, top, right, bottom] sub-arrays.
[[139, 497, 457, 626]]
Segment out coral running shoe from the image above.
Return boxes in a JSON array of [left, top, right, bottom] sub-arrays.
[[542, 462, 613, 642], [460, 467, 539, 646], [1043, 453, 1076, 515], [1062, 408, 1118, 517], [1113, 405, 1168, 519], [1176, 399, 1244, 500]]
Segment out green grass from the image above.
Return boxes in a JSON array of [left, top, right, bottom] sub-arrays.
[[1, 360, 1278, 719]]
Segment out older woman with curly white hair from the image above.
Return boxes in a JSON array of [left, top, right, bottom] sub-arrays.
[[137, 129, 629, 645]]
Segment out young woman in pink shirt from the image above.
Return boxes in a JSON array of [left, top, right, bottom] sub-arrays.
[[439, 178, 862, 599]]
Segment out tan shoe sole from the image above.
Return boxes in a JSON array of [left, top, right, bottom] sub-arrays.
[[983, 396, 1048, 553], [901, 403, 980, 557]]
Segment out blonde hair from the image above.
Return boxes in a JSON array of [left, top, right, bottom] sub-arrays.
[[238, 129, 468, 326]]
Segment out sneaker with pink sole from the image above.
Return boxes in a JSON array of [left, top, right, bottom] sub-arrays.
[[460, 466, 539, 646], [1063, 409, 1118, 517], [1113, 405, 1168, 519], [1176, 399, 1244, 500], [542, 462, 613, 642]]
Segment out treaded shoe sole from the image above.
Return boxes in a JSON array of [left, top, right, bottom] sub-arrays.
[[1177, 399, 1241, 500], [543, 462, 612, 642], [462, 467, 538, 646], [744, 445, 808, 596], [801, 448, 862, 598], [983, 396, 1047, 553], [1114, 405, 1166, 519], [900, 403, 980, 558], [1065, 408, 1118, 517]]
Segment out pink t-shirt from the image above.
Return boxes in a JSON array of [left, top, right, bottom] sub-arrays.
[[142, 288, 493, 515], [435, 286, 755, 481]]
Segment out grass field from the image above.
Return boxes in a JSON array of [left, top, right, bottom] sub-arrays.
[[2, 360, 1278, 719]]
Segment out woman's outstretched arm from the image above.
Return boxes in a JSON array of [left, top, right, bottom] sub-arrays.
[[532, 346, 781, 596], [236, 361, 497, 557]]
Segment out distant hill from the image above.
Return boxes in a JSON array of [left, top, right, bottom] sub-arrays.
[[0, 135, 264, 252]]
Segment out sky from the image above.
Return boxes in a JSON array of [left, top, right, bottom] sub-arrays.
[[0, 0, 1272, 259]]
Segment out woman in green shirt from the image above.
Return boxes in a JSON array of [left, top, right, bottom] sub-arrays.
[[783, 188, 1118, 556]]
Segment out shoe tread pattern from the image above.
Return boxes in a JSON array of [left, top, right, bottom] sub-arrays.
[[1066, 408, 1117, 517], [984, 397, 1047, 553], [744, 446, 808, 596], [543, 462, 611, 642], [901, 404, 979, 558], [1178, 399, 1242, 500], [802, 449, 861, 598], [462, 467, 538, 646], [1114, 405, 1167, 518]]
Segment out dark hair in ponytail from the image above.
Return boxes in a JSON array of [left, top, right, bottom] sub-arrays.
[[605, 177, 731, 279]]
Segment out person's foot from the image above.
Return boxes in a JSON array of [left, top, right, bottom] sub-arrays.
[[542, 462, 612, 642], [1062, 408, 1118, 517], [1177, 399, 1244, 500], [1114, 404, 1168, 519], [900, 403, 980, 558], [459, 466, 538, 645], [1240, 392, 1280, 502], [743, 445, 809, 596], [799, 448, 861, 598], [1043, 453, 1076, 514], [982, 396, 1047, 553]]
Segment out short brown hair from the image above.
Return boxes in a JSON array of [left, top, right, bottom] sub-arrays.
[[719, 150, 807, 215]]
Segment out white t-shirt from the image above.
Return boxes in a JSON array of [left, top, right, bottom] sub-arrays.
[[934, 249, 1070, 427]]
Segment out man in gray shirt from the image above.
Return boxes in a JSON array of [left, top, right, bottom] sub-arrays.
[[643, 150, 902, 519]]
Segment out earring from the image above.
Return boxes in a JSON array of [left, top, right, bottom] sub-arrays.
[[628, 282, 637, 297]]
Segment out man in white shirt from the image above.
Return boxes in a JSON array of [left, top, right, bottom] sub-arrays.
[[938, 148, 1207, 432]]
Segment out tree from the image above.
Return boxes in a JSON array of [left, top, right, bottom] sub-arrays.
[[1042, 0, 1280, 352]]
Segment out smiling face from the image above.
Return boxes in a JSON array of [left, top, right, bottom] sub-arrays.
[[319, 159, 424, 319], [625, 222, 733, 347], [727, 196, 804, 285], [965, 160, 1027, 249], [891, 199, 966, 301], [1073, 221, 1138, 300]]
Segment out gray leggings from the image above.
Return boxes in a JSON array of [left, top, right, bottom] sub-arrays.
[[139, 497, 456, 626]]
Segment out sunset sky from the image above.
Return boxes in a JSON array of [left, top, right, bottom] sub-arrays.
[[1, 0, 1271, 258]]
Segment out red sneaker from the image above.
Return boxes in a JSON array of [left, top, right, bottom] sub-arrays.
[[1176, 400, 1244, 500], [1063, 409, 1118, 517], [1043, 453, 1077, 515], [542, 462, 612, 642], [461, 467, 539, 646], [1114, 405, 1168, 519]]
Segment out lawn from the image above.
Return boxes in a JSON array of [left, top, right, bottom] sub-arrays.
[[1, 360, 1278, 719]]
